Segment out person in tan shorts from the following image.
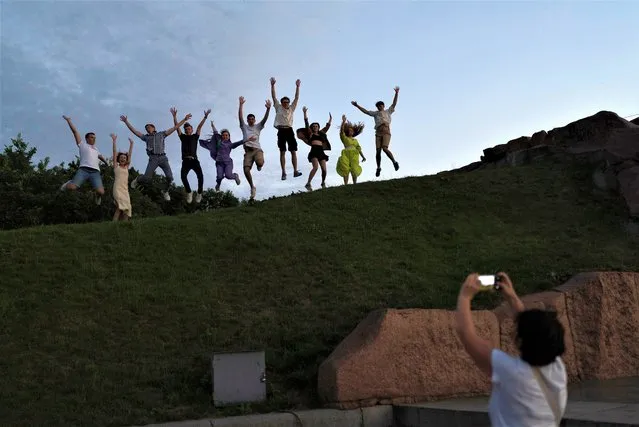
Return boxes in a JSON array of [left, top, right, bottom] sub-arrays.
[[238, 96, 271, 200], [352, 86, 400, 177]]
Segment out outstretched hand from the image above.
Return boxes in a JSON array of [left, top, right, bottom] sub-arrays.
[[459, 273, 481, 300], [110, 133, 117, 141], [128, 138, 134, 143], [62, 115, 71, 121], [270, 77, 276, 85], [342, 114, 347, 122], [204, 109, 211, 116], [351, 101, 358, 106], [184, 113, 192, 121], [265, 99, 272, 109], [496, 272, 515, 298], [328, 112, 332, 121], [394, 86, 400, 93], [296, 79, 301, 87], [170, 107, 177, 116], [119, 115, 128, 122], [302, 106, 308, 114], [239, 96, 245, 105]]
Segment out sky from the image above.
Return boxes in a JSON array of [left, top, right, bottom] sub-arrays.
[[1, 0, 638, 201]]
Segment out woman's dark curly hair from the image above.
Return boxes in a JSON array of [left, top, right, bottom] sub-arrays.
[[516, 309, 566, 366]]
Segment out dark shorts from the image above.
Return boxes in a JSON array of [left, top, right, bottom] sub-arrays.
[[308, 145, 329, 163], [277, 127, 298, 152]]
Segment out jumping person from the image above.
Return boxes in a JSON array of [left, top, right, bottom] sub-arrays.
[[238, 96, 271, 200], [199, 121, 256, 192], [119, 111, 191, 201], [300, 106, 331, 192], [270, 77, 302, 181], [336, 114, 366, 185], [59, 115, 108, 205], [170, 107, 210, 204], [351, 86, 400, 177], [111, 133, 133, 221]]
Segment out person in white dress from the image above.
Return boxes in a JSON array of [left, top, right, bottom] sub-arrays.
[[455, 272, 568, 427], [111, 133, 133, 221]]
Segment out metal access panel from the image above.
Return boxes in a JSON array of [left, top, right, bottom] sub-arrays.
[[211, 350, 266, 406]]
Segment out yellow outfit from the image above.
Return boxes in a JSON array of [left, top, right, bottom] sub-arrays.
[[113, 166, 132, 217], [336, 133, 363, 178]]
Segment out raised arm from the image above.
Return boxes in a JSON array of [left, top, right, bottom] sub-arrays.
[[111, 133, 118, 166], [119, 115, 145, 139], [291, 79, 301, 109], [321, 113, 332, 133], [270, 77, 277, 103], [351, 101, 372, 116], [196, 109, 211, 135], [127, 138, 134, 164], [390, 86, 400, 111], [340, 114, 347, 136], [260, 99, 272, 126], [62, 115, 82, 145], [238, 96, 246, 126], [303, 106, 310, 131], [165, 112, 192, 136], [210, 120, 218, 135], [170, 107, 182, 135]]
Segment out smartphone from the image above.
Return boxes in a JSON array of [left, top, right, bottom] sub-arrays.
[[478, 274, 501, 291], [478, 275, 496, 286]]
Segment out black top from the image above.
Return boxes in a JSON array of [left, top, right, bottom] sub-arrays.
[[179, 133, 199, 159]]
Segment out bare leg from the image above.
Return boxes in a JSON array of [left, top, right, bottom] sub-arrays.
[[306, 158, 319, 190], [292, 151, 299, 174], [343, 175, 348, 185], [352, 172, 358, 184], [382, 147, 397, 163], [320, 160, 327, 188], [244, 166, 254, 189], [280, 152, 286, 178], [113, 209, 121, 222]]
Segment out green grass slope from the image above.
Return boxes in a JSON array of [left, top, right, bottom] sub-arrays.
[[1, 158, 637, 427]]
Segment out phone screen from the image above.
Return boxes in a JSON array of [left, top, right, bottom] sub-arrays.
[[478, 275, 495, 286]]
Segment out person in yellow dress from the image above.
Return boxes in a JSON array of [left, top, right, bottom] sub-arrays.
[[336, 114, 366, 184], [111, 133, 133, 221]]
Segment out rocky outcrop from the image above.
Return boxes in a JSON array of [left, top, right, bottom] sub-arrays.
[[317, 272, 639, 409], [448, 111, 639, 217]]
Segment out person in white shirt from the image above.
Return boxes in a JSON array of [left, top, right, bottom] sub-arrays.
[[238, 96, 271, 200], [59, 115, 108, 205], [455, 272, 568, 427], [352, 86, 400, 177], [270, 77, 303, 181]]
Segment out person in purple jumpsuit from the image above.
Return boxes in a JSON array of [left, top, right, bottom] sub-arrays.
[[200, 121, 256, 192]]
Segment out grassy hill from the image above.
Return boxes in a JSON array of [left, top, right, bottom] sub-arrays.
[[1, 157, 637, 427]]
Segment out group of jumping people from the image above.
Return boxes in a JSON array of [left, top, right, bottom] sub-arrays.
[[59, 78, 401, 221]]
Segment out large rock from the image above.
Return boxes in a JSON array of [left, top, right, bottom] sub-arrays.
[[617, 165, 639, 217], [555, 272, 639, 380], [318, 272, 639, 409], [317, 308, 499, 408]]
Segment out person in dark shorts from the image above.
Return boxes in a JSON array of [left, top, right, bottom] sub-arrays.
[[270, 76, 302, 181], [299, 106, 331, 192], [170, 107, 210, 204]]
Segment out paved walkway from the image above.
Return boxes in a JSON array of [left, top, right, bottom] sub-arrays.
[[395, 376, 639, 426]]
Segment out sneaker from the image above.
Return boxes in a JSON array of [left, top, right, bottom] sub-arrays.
[[394, 161, 400, 171], [195, 192, 203, 203], [162, 191, 171, 201], [294, 170, 303, 178], [376, 168, 381, 177], [215, 183, 221, 192], [321, 182, 326, 189], [95, 194, 102, 205], [281, 173, 287, 181], [186, 192, 193, 204], [305, 183, 312, 191], [234, 173, 241, 185], [250, 186, 256, 200], [59, 180, 70, 191], [131, 177, 139, 189]]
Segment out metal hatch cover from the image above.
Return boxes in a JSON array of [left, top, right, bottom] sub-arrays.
[[211, 350, 266, 406]]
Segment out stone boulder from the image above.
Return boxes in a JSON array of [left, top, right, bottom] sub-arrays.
[[317, 309, 499, 409], [317, 272, 639, 409]]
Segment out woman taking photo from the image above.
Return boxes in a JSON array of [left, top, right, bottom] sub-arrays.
[[455, 272, 567, 427]]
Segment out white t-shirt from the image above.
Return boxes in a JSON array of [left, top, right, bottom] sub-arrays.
[[273, 101, 296, 128], [78, 142, 101, 170], [488, 349, 567, 427], [241, 122, 265, 149], [367, 105, 395, 129]]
